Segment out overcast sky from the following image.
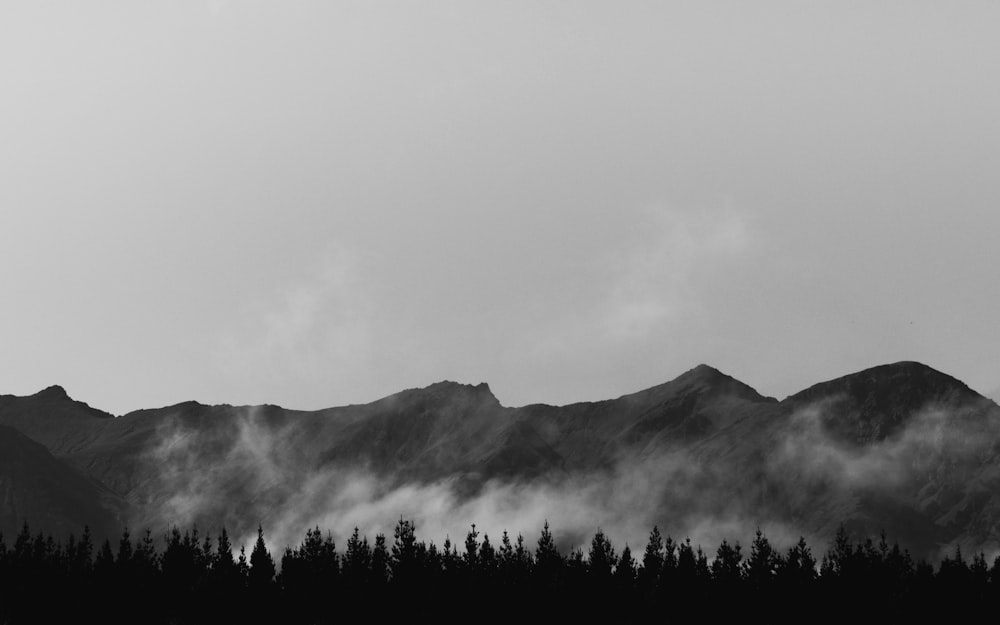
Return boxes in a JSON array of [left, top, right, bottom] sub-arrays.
[[1, 2, 998, 415]]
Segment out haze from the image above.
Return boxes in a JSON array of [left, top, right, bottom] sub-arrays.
[[2, 2, 998, 415]]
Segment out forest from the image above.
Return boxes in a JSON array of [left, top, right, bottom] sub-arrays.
[[0, 519, 994, 623]]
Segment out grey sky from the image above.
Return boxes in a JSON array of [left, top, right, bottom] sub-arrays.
[[2, 2, 998, 415]]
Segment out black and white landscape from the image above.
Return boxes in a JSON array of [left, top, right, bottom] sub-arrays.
[[3, 1, 1000, 622], [2, 360, 998, 560]]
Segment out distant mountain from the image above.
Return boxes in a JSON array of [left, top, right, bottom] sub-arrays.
[[785, 361, 988, 444], [0, 424, 122, 539], [1, 361, 998, 558]]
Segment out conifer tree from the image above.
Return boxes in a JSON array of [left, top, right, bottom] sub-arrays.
[[711, 539, 743, 586], [94, 538, 115, 582], [970, 550, 989, 601], [248, 525, 275, 591], [391, 518, 419, 585], [463, 523, 479, 573], [136, 528, 159, 574], [533, 520, 561, 591], [237, 545, 250, 579], [821, 525, 853, 579], [214, 528, 236, 574], [744, 528, 778, 591], [514, 532, 533, 573], [498, 530, 521, 589], [781, 536, 816, 586], [663, 535, 678, 573], [344, 527, 372, 585], [479, 532, 497, 580], [587, 529, 617, 582], [75, 526, 94, 575], [614, 544, 636, 595], [535, 521, 558, 568], [641, 526, 664, 585], [371, 533, 389, 585], [116, 527, 133, 567], [500, 530, 513, 563], [565, 547, 587, 592]]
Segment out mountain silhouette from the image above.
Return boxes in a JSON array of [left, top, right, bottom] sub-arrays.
[[785, 361, 988, 444], [0, 361, 997, 557]]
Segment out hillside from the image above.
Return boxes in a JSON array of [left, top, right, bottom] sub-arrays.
[[1, 361, 998, 557]]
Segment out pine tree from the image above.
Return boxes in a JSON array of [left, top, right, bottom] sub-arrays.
[[614, 544, 636, 595], [587, 529, 617, 582], [371, 533, 389, 585], [479, 532, 497, 580], [391, 518, 419, 585], [781, 536, 816, 586], [463, 523, 480, 573], [342, 527, 369, 585], [248, 525, 275, 591], [533, 520, 561, 590], [514, 533, 533, 582], [116, 527, 133, 568], [821, 525, 854, 579], [641, 526, 664, 583], [711, 539, 743, 586], [500, 530, 514, 563], [535, 521, 558, 566], [498, 530, 519, 588], [214, 528, 236, 573], [344, 527, 372, 586], [95, 538, 115, 580], [971, 551, 989, 602], [744, 528, 778, 591], [237, 545, 250, 579], [136, 529, 159, 575]]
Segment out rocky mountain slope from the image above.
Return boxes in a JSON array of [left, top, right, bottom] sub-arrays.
[[1, 361, 998, 558]]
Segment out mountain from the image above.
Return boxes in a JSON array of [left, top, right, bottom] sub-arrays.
[[785, 361, 989, 444], [0, 424, 122, 539], [0, 361, 998, 558]]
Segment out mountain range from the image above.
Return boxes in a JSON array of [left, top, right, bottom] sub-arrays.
[[2, 361, 999, 559]]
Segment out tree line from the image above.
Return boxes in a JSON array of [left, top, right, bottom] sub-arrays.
[[0, 520, 994, 623]]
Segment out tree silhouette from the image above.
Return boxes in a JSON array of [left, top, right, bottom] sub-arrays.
[[744, 528, 778, 593], [711, 538, 743, 587], [479, 532, 497, 582], [588, 529, 617, 582], [344, 526, 372, 587], [248, 525, 275, 590], [371, 533, 389, 586], [614, 543, 636, 604], [462, 523, 480, 573], [0, 518, 997, 621]]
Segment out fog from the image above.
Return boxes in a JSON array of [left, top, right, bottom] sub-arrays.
[[144, 395, 1000, 561]]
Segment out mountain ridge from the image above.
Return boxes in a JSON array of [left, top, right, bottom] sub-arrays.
[[7, 360, 967, 417], [0, 359, 996, 558]]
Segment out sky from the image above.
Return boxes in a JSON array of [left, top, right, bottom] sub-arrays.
[[1, 1, 999, 416]]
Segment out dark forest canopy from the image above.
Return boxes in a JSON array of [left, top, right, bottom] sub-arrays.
[[0, 520, 996, 624]]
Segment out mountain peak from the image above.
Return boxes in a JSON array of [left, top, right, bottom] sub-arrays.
[[408, 380, 501, 407], [682, 363, 727, 379], [666, 364, 773, 402], [784, 361, 985, 443], [787, 361, 979, 405], [35, 385, 69, 400]]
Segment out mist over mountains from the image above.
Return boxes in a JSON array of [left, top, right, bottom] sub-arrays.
[[2, 361, 999, 560]]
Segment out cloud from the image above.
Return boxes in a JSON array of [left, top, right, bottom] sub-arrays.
[[138, 384, 1000, 562], [772, 399, 999, 492], [141, 403, 796, 556], [211, 248, 376, 397], [599, 204, 751, 341]]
